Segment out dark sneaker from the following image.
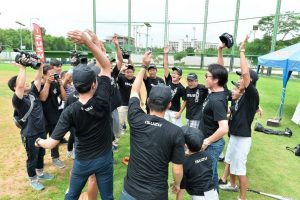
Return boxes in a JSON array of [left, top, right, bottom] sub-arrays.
[[38, 172, 54, 180], [218, 178, 227, 185], [52, 158, 65, 169], [30, 180, 45, 191]]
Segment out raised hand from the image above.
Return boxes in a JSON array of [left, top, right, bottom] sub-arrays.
[[218, 42, 226, 50], [164, 46, 170, 54], [239, 34, 250, 52], [85, 29, 101, 46], [142, 51, 152, 66], [112, 34, 119, 46], [67, 30, 92, 45]]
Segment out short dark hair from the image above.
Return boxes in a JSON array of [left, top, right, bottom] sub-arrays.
[[148, 99, 169, 112], [208, 64, 228, 87], [8, 76, 17, 92], [74, 78, 96, 94], [43, 64, 54, 75]]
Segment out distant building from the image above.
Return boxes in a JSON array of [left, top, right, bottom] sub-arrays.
[[105, 35, 135, 49], [169, 39, 218, 52]]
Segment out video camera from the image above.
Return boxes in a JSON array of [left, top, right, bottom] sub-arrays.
[[70, 50, 88, 66], [13, 48, 41, 69]]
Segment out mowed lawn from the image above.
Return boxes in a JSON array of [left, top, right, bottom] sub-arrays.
[[0, 63, 300, 200]]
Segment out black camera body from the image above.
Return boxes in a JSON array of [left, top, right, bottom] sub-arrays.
[[14, 48, 41, 69], [70, 50, 88, 66], [53, 73, 60, 80], [122, 51, 130, 59]]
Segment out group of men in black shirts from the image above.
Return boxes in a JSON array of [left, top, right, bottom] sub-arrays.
[[8, 29, 260, 200]]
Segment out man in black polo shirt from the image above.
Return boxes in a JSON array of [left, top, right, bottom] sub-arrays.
[[8, 61, 53, 191], [36, 30, 114, 200], [143, 63, 165, 114], [199, 63, 229, 191], [163, 46, 186, 127], [117, 64, 136, 135], [219, 36, 259, 200], [121, 52, 185, 200], [185, 73, 208, 128], [40, 64, 67, 168]]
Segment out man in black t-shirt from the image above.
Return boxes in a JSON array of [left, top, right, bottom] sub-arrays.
[[199, 63, 228, 191], [176, 126, 218, 200], [163, 46, 186, 127], [36, 30, 114, 200], [219, 36, 259, 200], [143, 63, 165, 114], [8, 62, 53, 191], [121, 52, 185, 200], [185, 73, 208, 129], [117, 64, 136, 135], [40, 64, 67, 169]]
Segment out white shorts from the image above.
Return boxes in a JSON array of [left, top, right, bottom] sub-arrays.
[[225, 135, 251, 176], [164, 109, 182, 127], [191, 188, 219, 200]]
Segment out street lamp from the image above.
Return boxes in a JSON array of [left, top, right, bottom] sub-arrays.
[[16, 21, 26, 50], [30, 17, 39, 52], [144, 22, 151, 49]]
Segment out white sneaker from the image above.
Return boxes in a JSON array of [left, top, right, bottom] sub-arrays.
[[219, 183, 239, 192]]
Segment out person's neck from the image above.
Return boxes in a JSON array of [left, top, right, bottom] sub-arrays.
[[210, 85, 224, 92], [78, 93, 93, 104], [172, 80, 180, 84], [150, 110, 166, 118]]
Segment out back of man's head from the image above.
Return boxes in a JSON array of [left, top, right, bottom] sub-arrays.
[[8, 76, 18, 92], [148, 84, 172, 112], [181, 125, 204, 152], [73, 64, 99, 94]]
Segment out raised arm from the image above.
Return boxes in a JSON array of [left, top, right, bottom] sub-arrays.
[[130, 51, 152, 99], [217, 43, 226, 66], [112, 34, 123, 70], [15, 64, 27, 99], [67, 30, 111, 78], [239, 35, 251, 87], [163, 46, 170, 78]]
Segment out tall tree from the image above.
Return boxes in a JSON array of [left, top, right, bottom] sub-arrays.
[[258, 11, 300, 41]]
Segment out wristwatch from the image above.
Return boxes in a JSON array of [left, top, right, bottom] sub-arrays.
[[141, 65, 148, 70], [35, 138, 42, 147], [203, 138, 211, 146]]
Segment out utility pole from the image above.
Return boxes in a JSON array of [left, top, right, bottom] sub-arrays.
[[16, 21, 26, 50], [144, 22, 151, 49], [267, 0, 281, 76]]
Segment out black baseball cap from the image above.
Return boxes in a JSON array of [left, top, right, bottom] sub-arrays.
[[50, 59, 62, 67], [172, 66, 183, 76], [236, 69, 259, 86], [126, 64, 134, 70], [148, 64, 157, 71], [219, 32, 234, 48], [231, 81, 240, 88], [187, 73, 198, 81], [73, 64, 100, 89], [181, 125, 204, 152], [149, 84, 172, 107]]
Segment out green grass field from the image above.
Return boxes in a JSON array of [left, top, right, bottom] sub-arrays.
[[0, 63, 300, 200]]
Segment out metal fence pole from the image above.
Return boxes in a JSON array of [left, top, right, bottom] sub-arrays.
[[201, 0, 209, 68], [230, 0, 240, 71]]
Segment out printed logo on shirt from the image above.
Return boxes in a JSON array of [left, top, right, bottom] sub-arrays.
[[125, 82, 132, 86], [171, 87, 178, 99], [145, 120, 162, 127], [81, 106, 94, 111], [111, 78, 119, 89], [202, 98, 209, 111], [195, 156, 207, 164], [53, 88, 58, 95]]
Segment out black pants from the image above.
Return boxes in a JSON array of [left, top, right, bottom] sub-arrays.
[[46, 124, 59, 159], [67, 127, 75, 151], [21, 132, 46, 178]]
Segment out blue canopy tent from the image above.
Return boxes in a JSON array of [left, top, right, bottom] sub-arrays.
[[258, 42, 300, 120]]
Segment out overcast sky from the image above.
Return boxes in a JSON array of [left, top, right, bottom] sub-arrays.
[[1, 0, 299, 48]]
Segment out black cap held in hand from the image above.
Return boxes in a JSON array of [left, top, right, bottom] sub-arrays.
[[219, 33, 234, 48]]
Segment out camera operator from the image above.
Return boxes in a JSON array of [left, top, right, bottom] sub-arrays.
[[7, 57, 54, 190], [39, 64, 67, 169]]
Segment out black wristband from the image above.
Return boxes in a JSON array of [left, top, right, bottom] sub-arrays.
[[35, 138, 41, 147], [141, 65, 148, 70]]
